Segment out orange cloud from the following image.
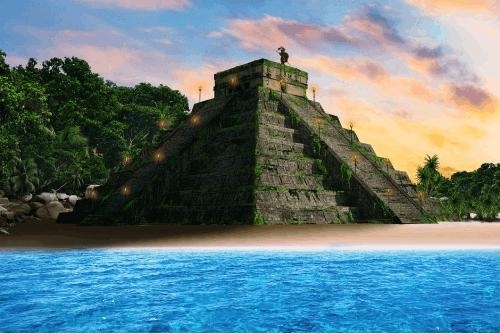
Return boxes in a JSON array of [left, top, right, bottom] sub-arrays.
[[79, 0, 191, 11], [424, 131, 465, 149], [406, 0, 500, 15], [295, 56, 387, 82], [169, 64, 230, 108], [211, 14, 354, 54]]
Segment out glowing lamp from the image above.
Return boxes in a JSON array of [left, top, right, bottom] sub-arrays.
[[158, 118, 168, 129], [121, 185, 131, 196], [153, 150, 165, 163], [122, 155, 131, 165]]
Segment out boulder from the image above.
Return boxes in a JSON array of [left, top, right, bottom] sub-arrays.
[[62, 201, 73, 209], [14, 214, 27, 223], [35, 206, 50, 219], [57, 193, 69, 201], [85, 185, 100, 199], [0, 197, 9, 205], [21, 193, 33, 202], [3, 202, 31, 216], [36, 201, 68, 220], [68, 195, 80, 206], [33, 192, 58, 204], [1, 211, 14, 220], [23, 216, 41, 224], [30, 201, 45, 210]]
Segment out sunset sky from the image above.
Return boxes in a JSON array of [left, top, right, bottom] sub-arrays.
[[1, 0, 499, 181]]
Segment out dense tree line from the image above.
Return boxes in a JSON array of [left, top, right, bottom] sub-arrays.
[[0, 50, 188, 196], [417, 155, 500, 221]]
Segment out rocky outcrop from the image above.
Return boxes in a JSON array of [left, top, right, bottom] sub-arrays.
[[0, 191, 82, 234], [35, 201, 68, 220]]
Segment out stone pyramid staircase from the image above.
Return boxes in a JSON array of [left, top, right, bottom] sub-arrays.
[[278, 92, 424, 223], [254, 94, 358, 224]]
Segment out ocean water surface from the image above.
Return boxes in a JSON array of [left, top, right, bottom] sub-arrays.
[[0, 249, 498, 332]]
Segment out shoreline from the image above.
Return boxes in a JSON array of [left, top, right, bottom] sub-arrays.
[[1, 220, 499, 250]]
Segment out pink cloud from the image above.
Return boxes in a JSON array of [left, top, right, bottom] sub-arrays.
[[214, 8, 479, 89], [48, 44, 143, 78], [451, 84, 491, 108], [214, 15, 294, 52], [295, 56, 387, 82], [211, 14, 354, 53], [406, 0, 500, 15], [79, 0, 191, 11]]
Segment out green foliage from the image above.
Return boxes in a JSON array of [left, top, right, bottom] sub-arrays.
[[253, 212, 267, 225], [3, 157, 40, 196], [313, 159, 327, 175], [288, 109, 301, 127], [0, 50, 188, 196], [310, 133, 322, 156], [416, 154, 500, 221], [440, 163, 500, 221], [340, 162, 353, 188], [416, 154, 448, 197], [255, 163, 264, 180], [346, 209, 354, 222]]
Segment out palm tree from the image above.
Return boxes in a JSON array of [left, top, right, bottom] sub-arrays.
[[416, 154, 443, 197], [6, 157, 40, 196]]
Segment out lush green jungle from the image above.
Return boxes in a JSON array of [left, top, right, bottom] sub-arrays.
[[0, 50, 188, 197], [1, 51, 498, 221]]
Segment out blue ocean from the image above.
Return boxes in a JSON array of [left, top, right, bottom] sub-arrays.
[[0, 249, 498, 333]]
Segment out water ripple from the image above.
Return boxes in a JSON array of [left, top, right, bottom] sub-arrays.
[[0, 249, 498, 332]]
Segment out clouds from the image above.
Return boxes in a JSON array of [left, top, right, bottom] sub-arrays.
[[406, 0, 500, 16], [78, 0, 191, 11], [450, 84, 491, 109], [209, 3, 499, 178]]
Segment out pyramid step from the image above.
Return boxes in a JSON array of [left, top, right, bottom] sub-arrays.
[[255, 189, 348, 209], [257, 156, 320, 174], [259, 123, 306, 142], [173, 190, 254, 206], [259, 111, 287, 127], [258, 206, 359, 224], [258, 100, 280, 113], [258, 138, 312, 156], [258, 171, 324, 189]]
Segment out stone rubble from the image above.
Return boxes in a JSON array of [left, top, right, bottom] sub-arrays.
[[0, 189, 85, 234]]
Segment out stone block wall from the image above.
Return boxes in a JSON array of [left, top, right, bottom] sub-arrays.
[[214, 59, 308, 98]]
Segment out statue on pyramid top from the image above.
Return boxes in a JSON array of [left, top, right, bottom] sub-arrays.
[[277, 46, 289, 65]]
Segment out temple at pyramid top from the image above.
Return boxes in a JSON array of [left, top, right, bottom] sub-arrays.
[[213, 59, 308, 98]]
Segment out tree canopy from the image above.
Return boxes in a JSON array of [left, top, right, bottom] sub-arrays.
[[416, 155, 499, 221], [0, 50, 188, 196]]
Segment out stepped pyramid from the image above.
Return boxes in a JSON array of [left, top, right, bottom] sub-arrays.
[[62, 59, 426, 225]]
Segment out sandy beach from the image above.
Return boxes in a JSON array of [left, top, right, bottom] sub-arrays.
[[1, 220, 499, 250]]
